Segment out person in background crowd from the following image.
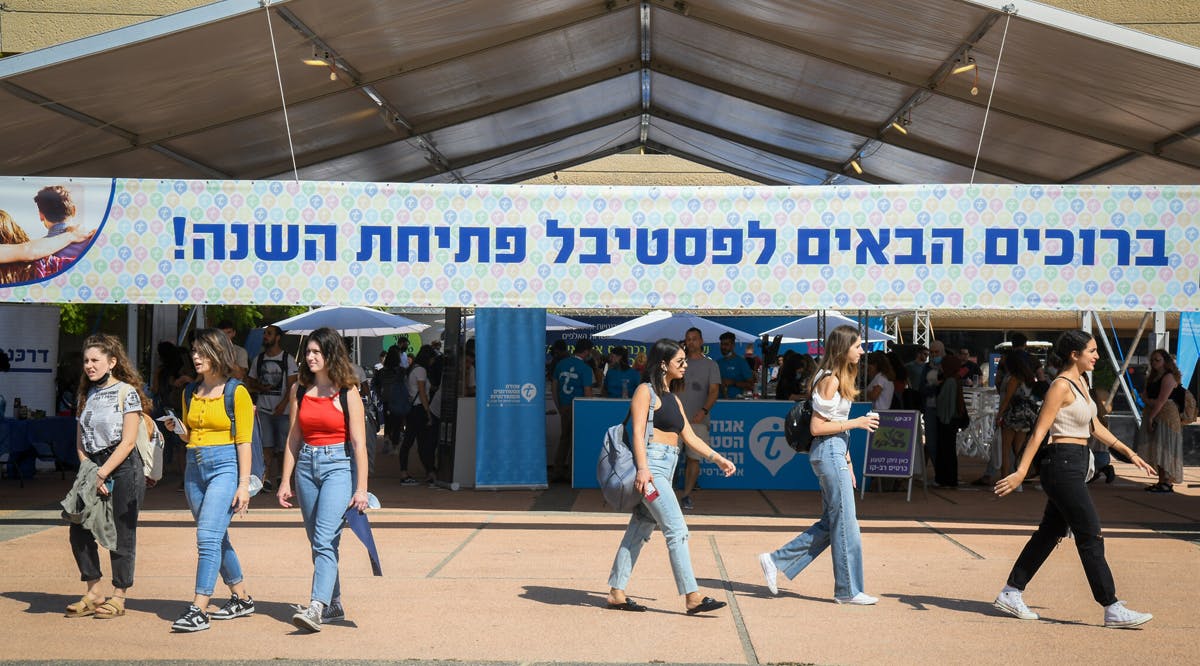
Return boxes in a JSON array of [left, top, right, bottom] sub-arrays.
[[606, 338, 736, 615], [150, 340, 193, 480], [398, 345, 438, 486], [550, 339, 593, 482], [165, 328, 255, 633], [993, 330, 1156, 628], [373, 346, 406, 455], [216, 320, 248, 380], [64, 335, 148, 620], [277, 327, 369, 632], [934, 354, 965, 488], [902, 346, 929, 410], [633, 350, 648, 373], [245, 325, 298, 492], [678, 328, 720, 511], [958, 348, 982, 387], [758, 325, 880, 604], [775, 351, 805, 401], [373, 352, 386, 373], [918, 341, 946, 465], [547, 339, 569, 381], [602, 346, 641, 399], [1135, 349, 1185, 493], [1088, 386, 1116, 484], [463, 338, 476, 398], [885, 350, 907, 407], [985, 352, 1038, 489], [865, 351, 895, 412], [717, 332, 753, 399]]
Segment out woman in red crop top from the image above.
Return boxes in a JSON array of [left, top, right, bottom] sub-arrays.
[[277, 327, 368, 632]]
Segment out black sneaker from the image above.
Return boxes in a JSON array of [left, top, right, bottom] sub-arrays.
[[261, 478, 274, 493], [210, 594, 255, 620], [322, 600, 345, 622], [171, 605, 210, 632]]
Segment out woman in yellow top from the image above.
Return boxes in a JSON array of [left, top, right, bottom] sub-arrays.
[[164, 328, 256, 633]]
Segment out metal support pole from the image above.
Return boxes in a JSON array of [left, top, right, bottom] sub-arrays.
[[1092, 312, 1141, 426]]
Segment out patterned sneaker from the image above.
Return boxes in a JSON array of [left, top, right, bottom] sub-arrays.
[[834, 592, 878, 605], [400, 477, 420, 486], [680, 495, 694, 511], [757, 553, 779, 596], [993, 589, 1038, 620], [291, 604, 322, 633], [1104, 601, 1152, 628], [210, 594, 255, 620], [322, 600, 345, 623], [171, 605, 210, 632]]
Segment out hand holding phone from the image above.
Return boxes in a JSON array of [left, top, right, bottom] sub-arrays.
[[643, 480, 659, 503]]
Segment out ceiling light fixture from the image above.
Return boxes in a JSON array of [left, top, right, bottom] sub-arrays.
[[890, 120, 908, 135], [303, 50, 330, 67], [952, 55, 977, 75], [849, 159, 863, 175]]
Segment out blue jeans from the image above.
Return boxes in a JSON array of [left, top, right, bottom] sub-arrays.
[[608, 443, 696, 595], [184, 444, 244, 596], [768, 433, 865, 599], [294, 443, 353, 605]]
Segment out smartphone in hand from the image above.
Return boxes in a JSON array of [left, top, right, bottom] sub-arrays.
[[643, 480, 659, 503]]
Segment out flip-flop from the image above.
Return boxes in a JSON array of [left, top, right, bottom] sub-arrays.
[[686, 597, 726, 615], [65, 596, 101, 618], [606, 600, 647, 612]]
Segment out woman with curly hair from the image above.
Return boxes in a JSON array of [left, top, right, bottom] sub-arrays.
[[277, 327, 369, 632], [1135, 349, 1185, 493], [64, 335, 150, 620]]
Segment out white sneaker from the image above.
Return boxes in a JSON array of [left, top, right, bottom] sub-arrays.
[[757, 553, 778, 596], [1104, 601, 1152, 628], [993, 589, 1038, 620], [834, 592, 878, 605]]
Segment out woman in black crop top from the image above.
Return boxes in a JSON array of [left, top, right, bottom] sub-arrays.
[[606, 338, 736, 615]]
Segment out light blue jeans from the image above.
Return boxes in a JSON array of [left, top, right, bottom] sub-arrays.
[[608, 443, 696, 595], [768, 433, 865, 599], [184, 444, 244, 596], [294, 443, 352, 605]]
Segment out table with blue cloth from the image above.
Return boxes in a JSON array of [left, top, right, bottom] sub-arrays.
[[0, 417, 78, 480]]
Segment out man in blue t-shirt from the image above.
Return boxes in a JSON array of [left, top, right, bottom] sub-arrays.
[[602, 346, 641, 399], [716, 332, 754, 399], [551, 339, 594, 482]]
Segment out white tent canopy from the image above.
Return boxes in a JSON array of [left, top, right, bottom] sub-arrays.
[[1, 0, 1197, 186]]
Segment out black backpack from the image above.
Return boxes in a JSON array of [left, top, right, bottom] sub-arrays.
[[784, 370, 829, 453]]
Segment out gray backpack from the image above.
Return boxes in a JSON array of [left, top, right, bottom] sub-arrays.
[[596, 384, 657, 512]]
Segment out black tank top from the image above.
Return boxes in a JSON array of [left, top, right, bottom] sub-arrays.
[[653, 391, 686, 434]]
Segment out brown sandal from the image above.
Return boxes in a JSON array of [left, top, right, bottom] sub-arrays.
[[65, 595, 102, 618], [94, 597, 126, 619]]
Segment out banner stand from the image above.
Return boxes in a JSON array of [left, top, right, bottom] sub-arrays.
[[861, 410, 926, 502]]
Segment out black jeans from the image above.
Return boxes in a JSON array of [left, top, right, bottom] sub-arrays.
[[70, 448, 145, 589], [399, 405, 436, 476], [1006, 443, 1117, 606]]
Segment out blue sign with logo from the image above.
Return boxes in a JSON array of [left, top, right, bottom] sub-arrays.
[[572, 398, 870, 490], [475, 308, 547, 487]]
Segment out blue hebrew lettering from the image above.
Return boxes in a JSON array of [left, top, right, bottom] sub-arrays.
[[433, 227, 451, 250], [397, 227, 431, 262], [303, 224, 337, 261], [856, 229, 890, 264], [674, 228, 707, 266], [1043, 229, 1074, 265], [546, 219, 574, 264], [635, 228, 669, 265], [1099, 229, 1131, 265], [1078, 229, 1097, 265], [747, 220, 775, 264], [984, 228, 1018, 265], [614, 228, 632, 251], [578, 228, 611, 264], [229, 224, 249, 260], [893, 229, 925, 264], [456, 228, 490, 262], [254, 224, 300, 261], [796, 229, 830, 264], [930, 228, 965, 264], [495, 228, 526, 263], [711, 228, 742, 264], [1134, 230, 1168, 266], [192, 223, 227, 259], [357, 226, 392, 261], [1022, 228, 1041, 253]]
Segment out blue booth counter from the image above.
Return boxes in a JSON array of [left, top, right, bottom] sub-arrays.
[[0, 416, 78, 479], [572, 398, 871, 490]]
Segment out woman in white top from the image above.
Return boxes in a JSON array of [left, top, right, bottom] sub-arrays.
[[65, 334, 148, 619], [397, 345, 436, 485], [757, 326, 880, 604], [865, 351, 895, 411], [993, 330, 1156, 628]]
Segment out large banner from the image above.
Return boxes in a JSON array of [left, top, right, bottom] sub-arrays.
[[2, 177, 1197, 311], [0, 304, 62, 416], [474, 308, 547, 488]]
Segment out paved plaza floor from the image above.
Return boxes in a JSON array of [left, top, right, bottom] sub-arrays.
[[0, 455, 1196, 665]]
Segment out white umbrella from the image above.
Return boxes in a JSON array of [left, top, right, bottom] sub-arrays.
[[593, 310, 758, 343], [463, 313, 594, 332], [759, 310, 894, 344], [273, 306, 429, 337]]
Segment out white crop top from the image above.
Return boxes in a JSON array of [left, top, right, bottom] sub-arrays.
[[810, 370, 851, 421]]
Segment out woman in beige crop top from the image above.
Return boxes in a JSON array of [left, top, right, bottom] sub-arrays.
[[991, 330, 1157, 629]]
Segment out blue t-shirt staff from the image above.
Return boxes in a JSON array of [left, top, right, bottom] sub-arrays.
[[717, 332, 754, 399], [551, 339, 595, 482], [602, 346, 641, 399]]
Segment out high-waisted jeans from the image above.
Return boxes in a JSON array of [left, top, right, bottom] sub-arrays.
[[1006, 443, 1117, 606], [608, 443, 696, 595], [70, 447, 144, 589], [184, 444, 244, 596], [294, 443, 353, 605], [768, 433, 866, 599]]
